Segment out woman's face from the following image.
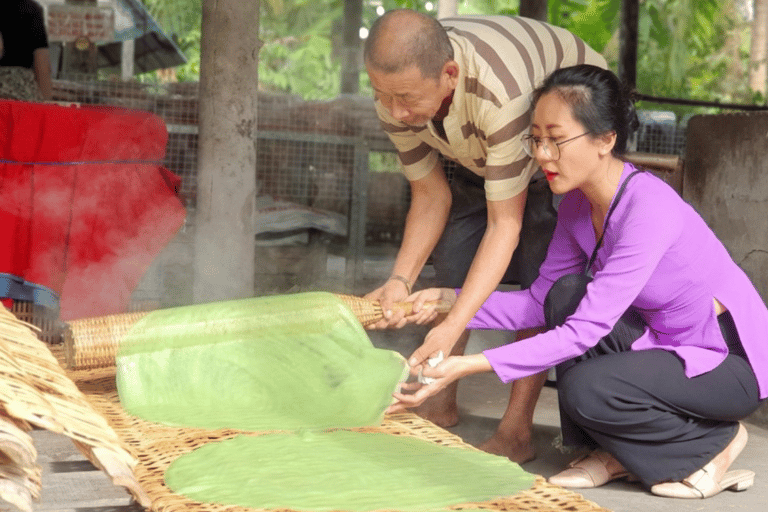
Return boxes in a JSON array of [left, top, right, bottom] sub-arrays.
[[530, 91, 605, 195]]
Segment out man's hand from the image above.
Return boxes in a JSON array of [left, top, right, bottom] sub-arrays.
[[365, 286, 456, 330], [364, 278, 412, 329], [33, 48, 53, 100], [364, 164, 451, 329]]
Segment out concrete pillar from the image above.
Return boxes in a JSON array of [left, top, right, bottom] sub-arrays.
[[193, 0, 261, 303], [684, 113, 768, 305], [438, 0, 457, 19], [121, 39, 134, 81]]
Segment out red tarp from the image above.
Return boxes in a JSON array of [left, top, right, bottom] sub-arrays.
[[0, 99, 186, 320]]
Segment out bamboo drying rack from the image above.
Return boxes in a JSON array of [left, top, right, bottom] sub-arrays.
[[59, 354, 611, 512], [63, 294, 451, 370]]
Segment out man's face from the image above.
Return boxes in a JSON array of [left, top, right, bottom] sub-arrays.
[[367, 63, 457, 127]]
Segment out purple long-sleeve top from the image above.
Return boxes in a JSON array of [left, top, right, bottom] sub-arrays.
[[471, 163, 768, 399]]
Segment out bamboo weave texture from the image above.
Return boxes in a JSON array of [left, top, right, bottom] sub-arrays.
[[63, 294, 450, 370], [62, 359, 611, 512]]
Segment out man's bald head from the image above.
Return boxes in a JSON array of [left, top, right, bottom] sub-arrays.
[[364, 9, 454, 80]]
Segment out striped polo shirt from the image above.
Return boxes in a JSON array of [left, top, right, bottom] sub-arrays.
[[375, 16, 607, 201]]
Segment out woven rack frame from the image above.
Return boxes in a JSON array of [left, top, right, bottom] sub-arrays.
[[0, 307, 150, 509], [9, 301, 61, 344], [63, 295, 451, 370], [59, 356, 610, 512]]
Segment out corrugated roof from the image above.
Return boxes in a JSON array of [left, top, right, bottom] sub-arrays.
[[98, 0, 187, 72]]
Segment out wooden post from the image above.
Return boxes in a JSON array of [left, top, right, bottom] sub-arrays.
[[121, 39, 134, 81], [193, 0, 261, 302], [618, 0, 639, 89], [341, 0, 362, 94], [519, 0, 548, 21]]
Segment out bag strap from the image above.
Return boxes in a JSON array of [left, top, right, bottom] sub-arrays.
[[585, 170, 644, 275]]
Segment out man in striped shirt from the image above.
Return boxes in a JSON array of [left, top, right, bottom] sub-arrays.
[[364, 9, 606, 463]]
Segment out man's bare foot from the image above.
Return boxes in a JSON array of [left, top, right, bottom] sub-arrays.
[[414, 399, 459, 427], [413, 384, 460, 427], [479, 431, 536, 464]]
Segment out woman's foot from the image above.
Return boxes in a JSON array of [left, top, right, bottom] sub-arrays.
[[549, 449, 635, 488], [651, 423, 754, 499]]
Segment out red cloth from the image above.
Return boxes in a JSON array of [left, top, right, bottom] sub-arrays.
[[0, 100, 186, 320]]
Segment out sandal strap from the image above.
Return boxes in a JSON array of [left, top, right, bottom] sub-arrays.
[[567, 451, 614, 486]]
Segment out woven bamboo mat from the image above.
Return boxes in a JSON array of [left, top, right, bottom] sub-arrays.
[[58, 356, 611, 512]]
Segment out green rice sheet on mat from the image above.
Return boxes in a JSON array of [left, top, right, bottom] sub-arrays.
[[165, 430, 536, 512], [116, 292, 408, 430]]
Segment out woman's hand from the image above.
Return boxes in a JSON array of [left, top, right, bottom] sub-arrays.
[[406, 310, 464, 370], [402, 288, 457, 327], [386, 354, 492, 413], [364, 286, 456, 330]]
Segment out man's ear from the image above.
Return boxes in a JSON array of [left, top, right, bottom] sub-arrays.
[[442, 60, 460, 89]]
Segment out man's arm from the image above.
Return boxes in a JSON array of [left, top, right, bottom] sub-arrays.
[[33, 48, 52, 100], [408, 189, 526, 367], [365, 161, 451, 327]]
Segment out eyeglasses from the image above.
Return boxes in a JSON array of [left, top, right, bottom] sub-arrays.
[[521, 132, 591, 161]]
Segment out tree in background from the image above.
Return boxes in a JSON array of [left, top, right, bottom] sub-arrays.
[[750, 0, 768, 99], [548, 0, 756, 115], [259, 0, 345, 99], [140, 0, 763, 110], [636, 0, 750, 107]]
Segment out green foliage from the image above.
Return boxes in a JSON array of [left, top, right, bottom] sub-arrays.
[[552, 0, 620, 57], [258, 0, 347, 98], [139, 0, 761, 113], [173, 27, 201, 82], [369, 151, 401, 173], [550, 0, 752, 117], [634, 0, 747, 116], [381, 0, 429, 11], [458, 0, 518, 15], [140, 0, 202, 81]]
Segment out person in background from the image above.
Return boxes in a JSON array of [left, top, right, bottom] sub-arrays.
[[0, 0, 53, 101], [392, 64, 767, 499], [363, 8, 606, 463]]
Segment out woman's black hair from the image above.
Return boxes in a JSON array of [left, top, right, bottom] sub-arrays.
[[531, 64, 639, 157]]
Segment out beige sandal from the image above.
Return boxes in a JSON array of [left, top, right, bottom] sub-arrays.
[[549, 449, 637, 488], [650, 465, 754, 498], [651, 422, 753, 499]]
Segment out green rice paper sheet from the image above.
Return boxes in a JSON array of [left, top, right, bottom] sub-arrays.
[[165, 430, 536, 512], [116, 292, 408, 430]]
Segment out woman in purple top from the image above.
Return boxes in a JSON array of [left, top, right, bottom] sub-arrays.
[[390, 64, 768, 499]]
